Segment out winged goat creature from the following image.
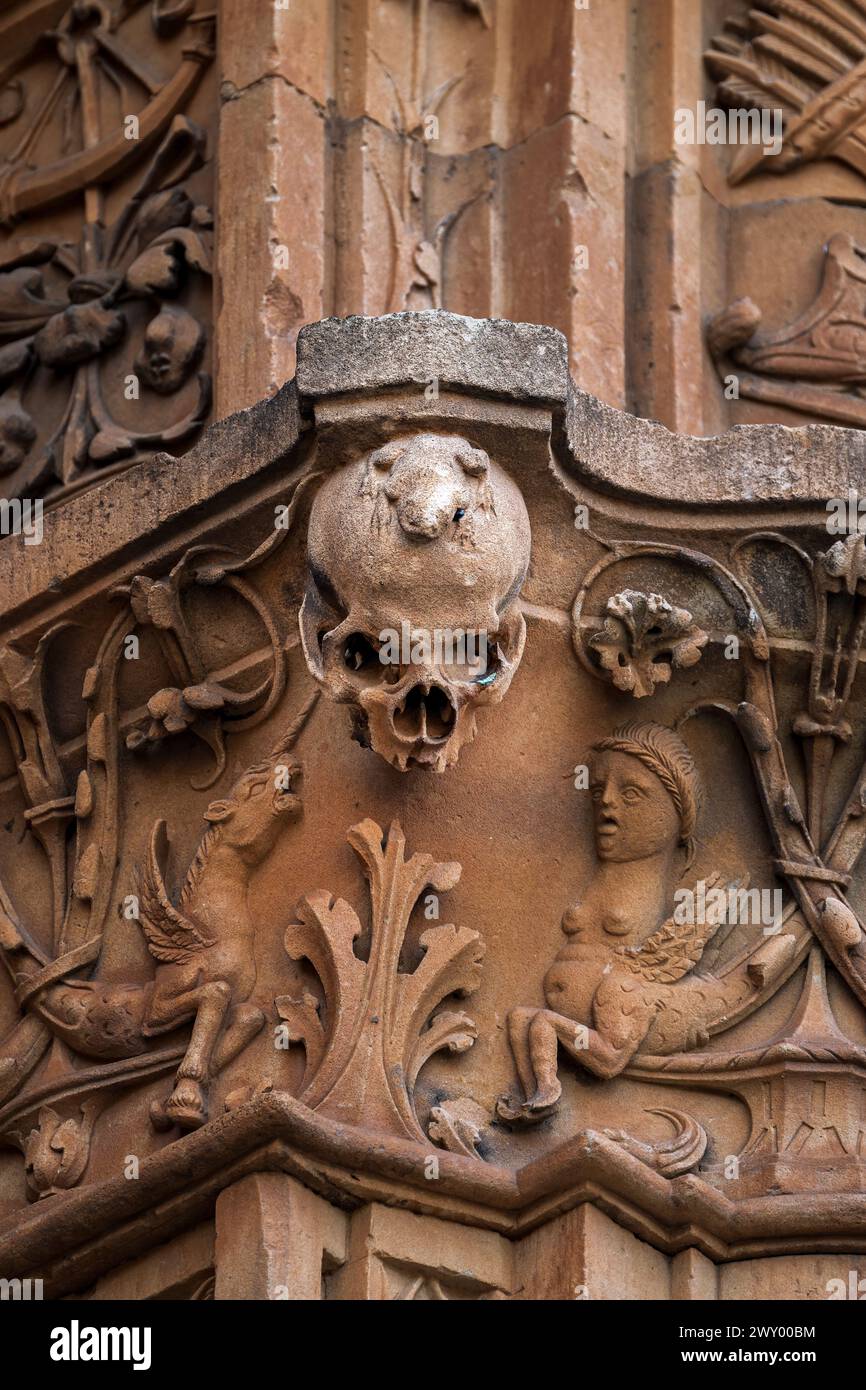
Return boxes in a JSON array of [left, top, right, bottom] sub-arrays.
[[138, 699, 312, 1129]]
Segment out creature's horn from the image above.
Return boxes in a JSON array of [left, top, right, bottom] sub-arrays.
[[269, 688, 320, 759]]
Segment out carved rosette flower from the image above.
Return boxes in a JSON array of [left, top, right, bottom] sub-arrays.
[[275, 819, 484, 1142], [588, 589, 708, 698], [820, 533, 866, 595]]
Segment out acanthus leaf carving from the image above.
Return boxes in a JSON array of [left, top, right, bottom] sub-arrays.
[[15, 1096, 106, 1200], [427, 1095, 490, 1159], [276, 818, 484, 1142]]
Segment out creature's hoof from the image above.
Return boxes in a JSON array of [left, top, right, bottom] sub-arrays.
[[495, 1091, 559, 1126], [164, 1078, 208, 1131], [169, 1105, 208, 1131]]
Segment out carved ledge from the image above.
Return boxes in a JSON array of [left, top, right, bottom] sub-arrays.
[[4, 1089, 866, 1297], [3, 311, 866, 624]]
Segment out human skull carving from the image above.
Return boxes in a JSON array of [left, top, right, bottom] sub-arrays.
[[299, 432, 531, 771]]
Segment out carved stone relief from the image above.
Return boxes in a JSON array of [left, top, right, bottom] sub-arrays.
[[0, 0, 216, 501], [217, 0, 628, 414], [708, 233, 866, 427], [276, 816, 483, 1141], [299, 431, 530, 771], [2, 311, 866, 1303], [706, 1, 866, 186], [704, 4, 866, 430]]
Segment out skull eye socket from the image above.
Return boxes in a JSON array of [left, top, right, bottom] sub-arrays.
[[343, 632, 381, 675], [467, 639, 505, 688], [337, 631, 404, 687]]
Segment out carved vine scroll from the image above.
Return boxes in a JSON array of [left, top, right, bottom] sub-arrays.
[[0, 0, 216, 501]]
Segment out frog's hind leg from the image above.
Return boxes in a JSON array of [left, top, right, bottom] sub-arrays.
[[523, 1009, 584, 1115]]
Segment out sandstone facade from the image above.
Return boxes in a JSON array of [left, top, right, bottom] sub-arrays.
[[1, 0, 866, 1309]]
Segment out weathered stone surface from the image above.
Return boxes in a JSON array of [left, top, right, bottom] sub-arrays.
[[0, 381, 302, 627], [214, 1174, 345, 1300], [0, 2, 218, 505], [566, 383, 866, 507], [4, 0, 866, 1317], [2, 306, 866, 1309], [296, 311, 569, 404]]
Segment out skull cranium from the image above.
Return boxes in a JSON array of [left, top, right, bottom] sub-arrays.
[[299, 432, 531, 771]]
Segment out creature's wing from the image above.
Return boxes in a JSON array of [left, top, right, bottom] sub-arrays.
[[139, 820, 215, 964], [617, 872, 732, 984]]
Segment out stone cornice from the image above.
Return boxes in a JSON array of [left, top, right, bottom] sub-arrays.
[[3, 1090, 866, 1297], [2, 311, 863, 629]]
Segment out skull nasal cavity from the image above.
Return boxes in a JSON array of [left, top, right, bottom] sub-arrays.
[[394, 684, 456, 739]]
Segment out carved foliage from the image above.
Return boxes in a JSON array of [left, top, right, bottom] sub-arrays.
[[0, 3, 216, 498], [276, 819, 484, 1141], [15, 1097, 105, 1200], [587, 589, 707, 698]]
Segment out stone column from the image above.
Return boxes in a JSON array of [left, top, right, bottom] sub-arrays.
[[214, 1174, 347, 1300], [215, 0, 630, 414]]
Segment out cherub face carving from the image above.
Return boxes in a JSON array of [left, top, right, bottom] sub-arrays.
[[299, 432, 531, 771], [135, 305, 204, 394]]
